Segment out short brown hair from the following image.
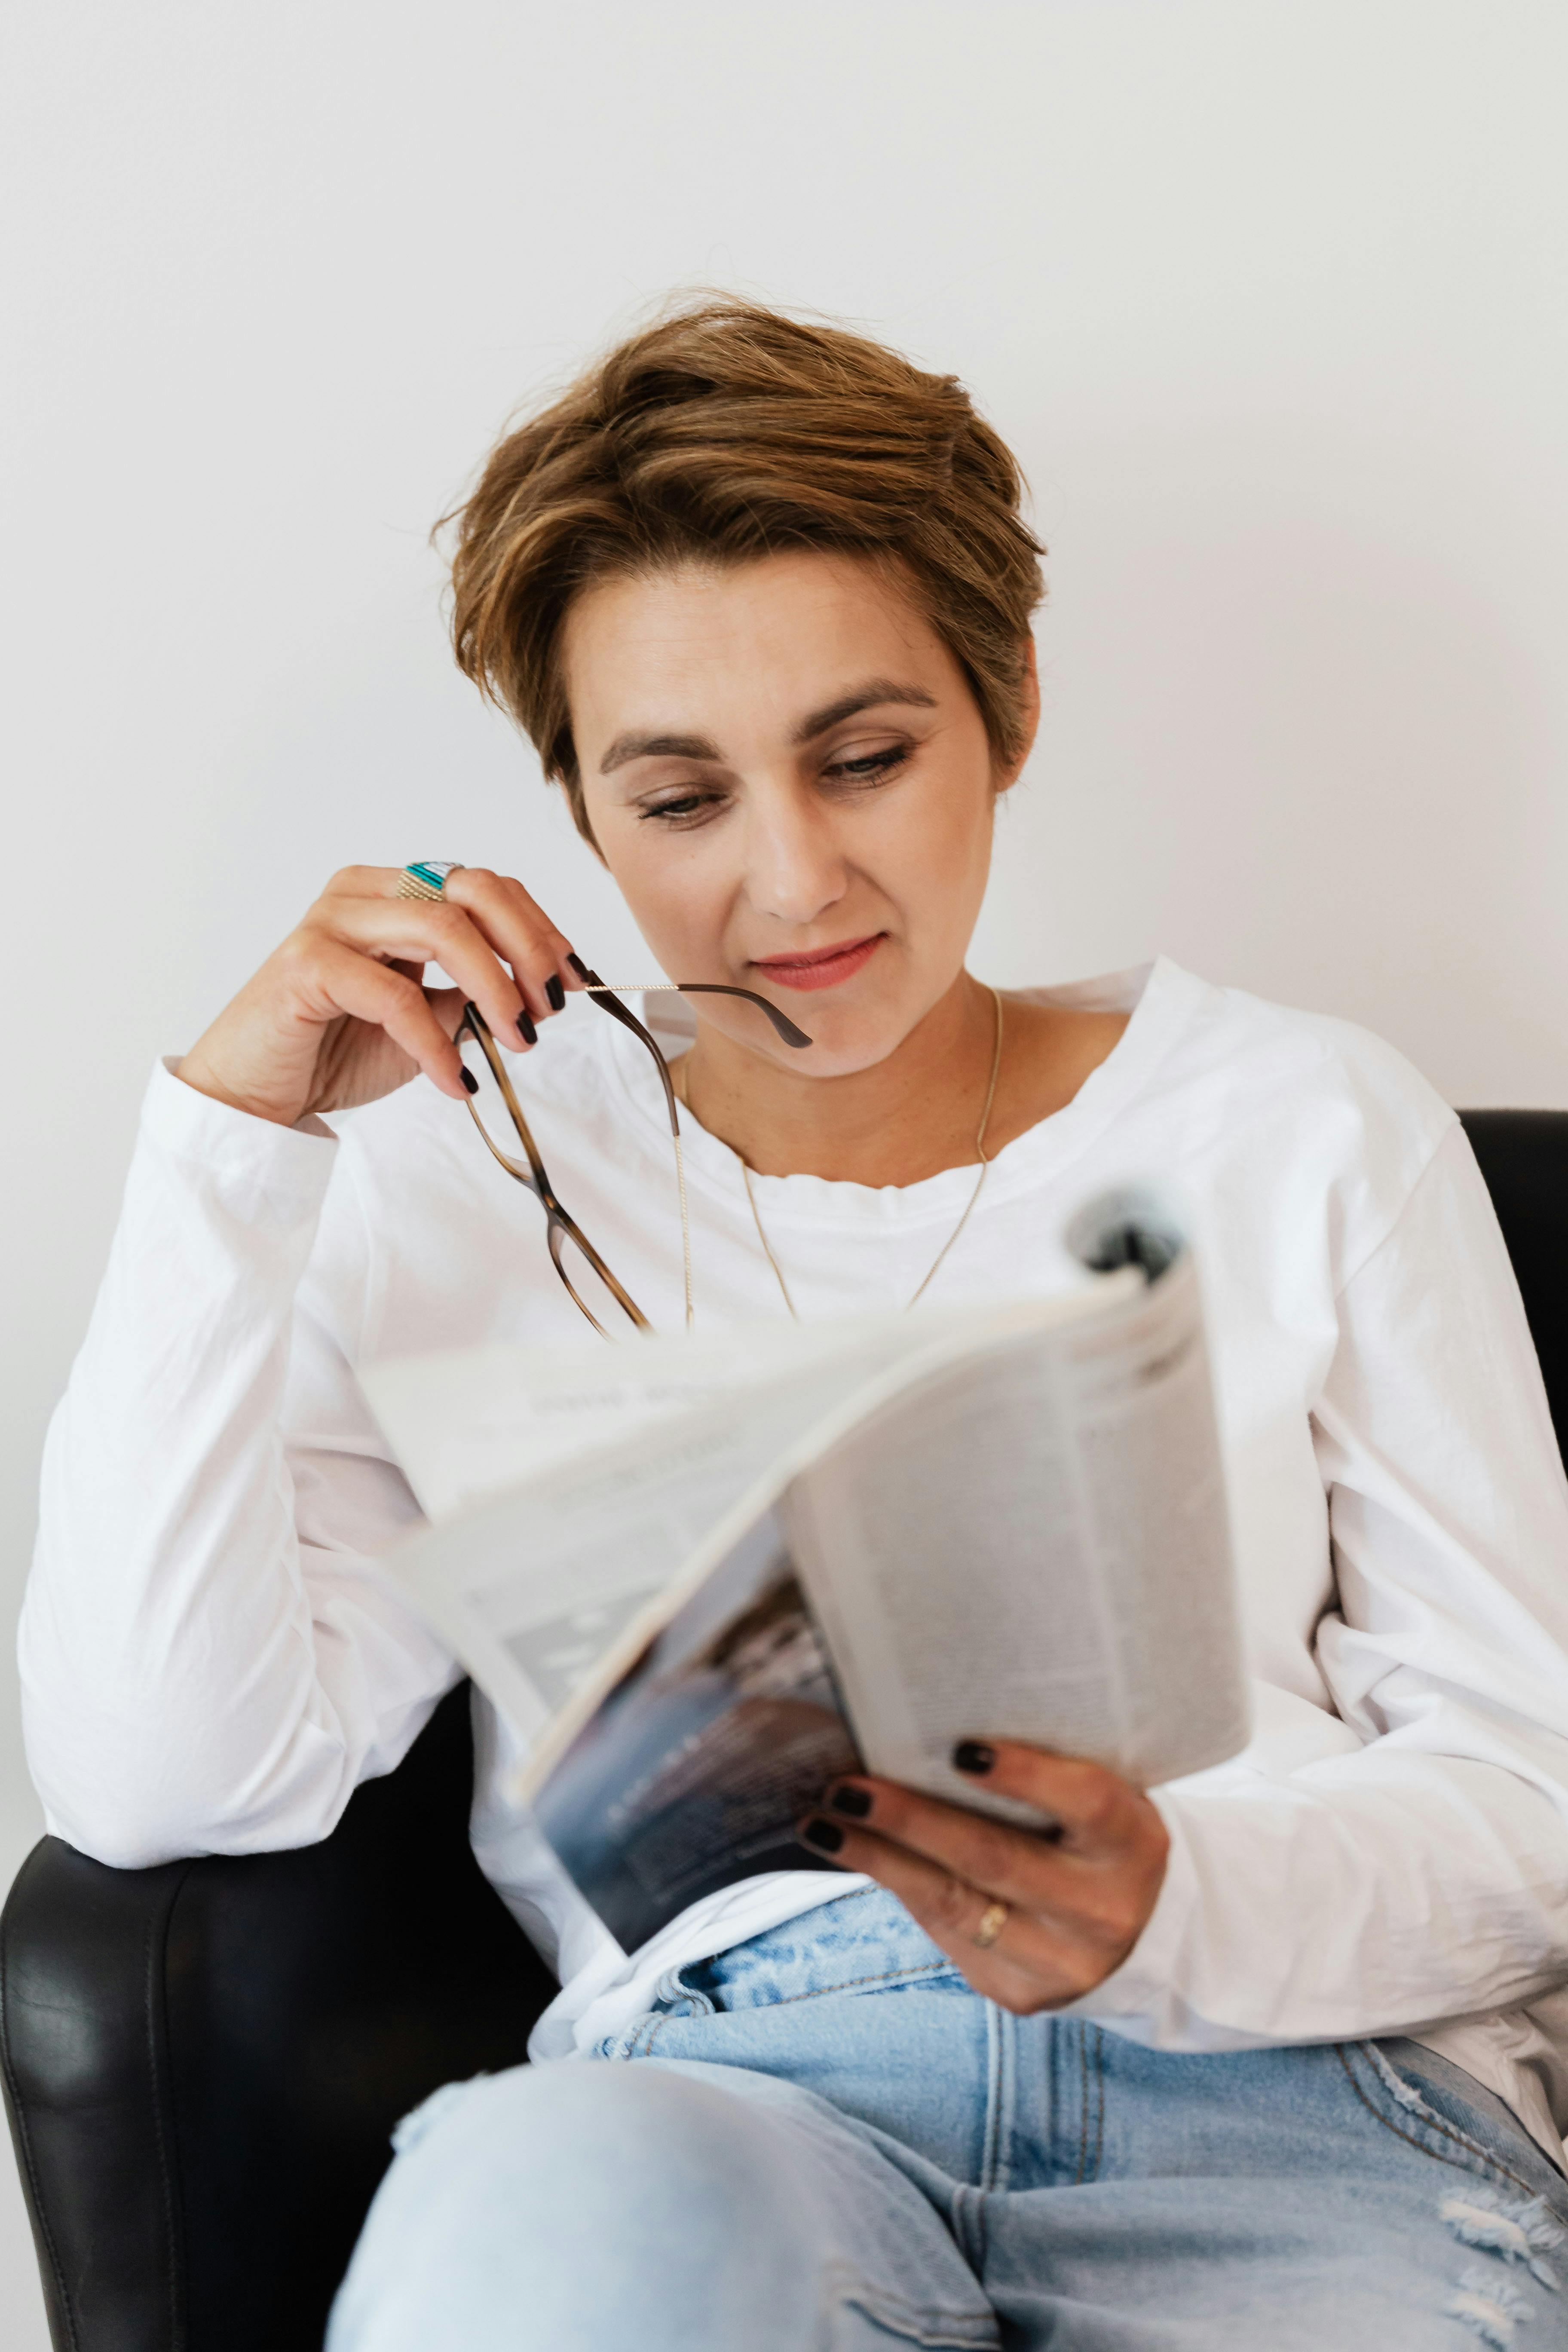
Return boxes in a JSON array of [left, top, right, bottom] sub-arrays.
[[446, 299, 1044, 840]]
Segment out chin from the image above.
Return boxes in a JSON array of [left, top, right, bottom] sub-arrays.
[[772, 1001, 918, 1078]]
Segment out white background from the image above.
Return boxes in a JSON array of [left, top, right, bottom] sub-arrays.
[[3, 3, 1566, 2338]]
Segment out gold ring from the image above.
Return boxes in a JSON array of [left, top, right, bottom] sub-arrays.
[[972, 1899, 1010, 1950], [397, 860, 463, 902]]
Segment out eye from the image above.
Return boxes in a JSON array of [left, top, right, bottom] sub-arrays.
[[821, 744, 911, 787], [637, 785, 727, 827]]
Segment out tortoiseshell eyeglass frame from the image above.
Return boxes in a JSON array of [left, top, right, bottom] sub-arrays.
[[456, 965, 812, 1337]]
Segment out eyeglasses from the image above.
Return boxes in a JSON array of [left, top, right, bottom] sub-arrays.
[[455, 966, 812, 1337]]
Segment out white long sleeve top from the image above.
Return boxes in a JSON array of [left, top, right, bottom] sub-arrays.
[[21, 959, 1568, 2162]]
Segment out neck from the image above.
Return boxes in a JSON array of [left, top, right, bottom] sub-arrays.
[[677, 970, 999, 1185]]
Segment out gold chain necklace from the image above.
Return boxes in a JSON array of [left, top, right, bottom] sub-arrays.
[[676, 987, 1005, 1322]]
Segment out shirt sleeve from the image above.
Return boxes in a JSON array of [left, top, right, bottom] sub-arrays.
[[1071, 1120, 1568, 2047], [18, 1061, 460, 1869]]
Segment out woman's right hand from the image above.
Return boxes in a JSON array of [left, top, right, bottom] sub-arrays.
[[177, 865, 583, 1129]]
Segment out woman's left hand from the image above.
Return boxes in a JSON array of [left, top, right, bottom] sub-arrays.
[[797, 1743, 1169, 2014]]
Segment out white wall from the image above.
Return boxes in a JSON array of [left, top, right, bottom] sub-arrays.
[[4, 3, 1565, 2338]]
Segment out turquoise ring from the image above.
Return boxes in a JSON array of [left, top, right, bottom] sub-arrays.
[[396, 860, 463, 903]]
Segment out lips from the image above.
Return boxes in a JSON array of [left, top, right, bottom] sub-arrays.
[[749, 934, 884, 992]]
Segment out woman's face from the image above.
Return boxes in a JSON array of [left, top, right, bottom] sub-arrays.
[[565, 551, 1033, 1078]]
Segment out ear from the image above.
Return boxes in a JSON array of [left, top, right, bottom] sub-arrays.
[[995, 634, 1041, 796]]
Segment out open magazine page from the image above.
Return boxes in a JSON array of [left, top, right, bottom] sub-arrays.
[[364, 1191, 1246, 1945], [366, 1305, 1021, 1521], [373, 1284, 1144, 1951], [1050, 1237, 1249, 1786], [364, 1287, 1124, 1760], [528, 1509, 860, 1949], [371, 1359, 866, 1754], [783, 1198, 1248, 1821]]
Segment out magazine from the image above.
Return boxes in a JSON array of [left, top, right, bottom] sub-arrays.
[[362, 1187, 1250, 1950]]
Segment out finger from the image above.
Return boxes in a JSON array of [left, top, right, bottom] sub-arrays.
[[306, 897, 535, 1049], [947, 1743, 1154, 1860], [823, 1764, 1168, 1953], [315, 868, 577, 1029], [301, 939, 471, 1099], [795, 1816, 1110, 2011], [442, 870, 578, 1021], [821, 1777, 1081, 1920], [315, 864, 423, 900], [424, 985, 469, 1041]]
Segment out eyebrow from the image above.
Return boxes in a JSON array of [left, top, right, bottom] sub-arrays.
[[599, 730, 719, 775], [597, 679, 938, 777], [790, 679, 937, 745]]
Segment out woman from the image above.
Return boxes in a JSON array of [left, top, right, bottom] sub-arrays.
[[23, 301, 1568, 2349]]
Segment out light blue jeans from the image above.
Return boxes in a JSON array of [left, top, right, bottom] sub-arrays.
[[328, 1888, 1568, 2349]]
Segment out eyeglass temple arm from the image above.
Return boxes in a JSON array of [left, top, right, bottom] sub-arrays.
[[571, 977, 682, 1136], [576, 968, 813, 1052]]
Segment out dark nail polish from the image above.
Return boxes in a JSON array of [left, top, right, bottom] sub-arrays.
[[566, 952, 591, 980], [799, 1816, 845, 1855], [516, 1008, 537, 1046], [459, 1067, 479, 1096], [827, 1785, 873, 1820], [545, 974, 566, 1012], [952, 1741, 996, 1777]]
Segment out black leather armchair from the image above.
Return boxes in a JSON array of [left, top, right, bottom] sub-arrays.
[[4, 1109, 1565, 2352], [2, 1684, 554, 2351]]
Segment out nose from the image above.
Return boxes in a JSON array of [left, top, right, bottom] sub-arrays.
[[741, 780, 850, 931]]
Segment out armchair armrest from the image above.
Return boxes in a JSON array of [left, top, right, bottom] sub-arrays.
[[2, 1684, 555, 2352], [1458, 1109, 1568, 1465]]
